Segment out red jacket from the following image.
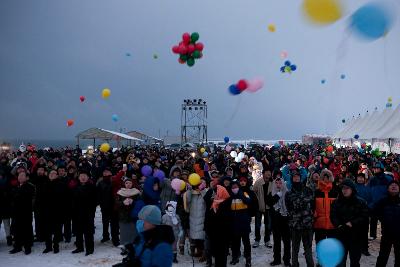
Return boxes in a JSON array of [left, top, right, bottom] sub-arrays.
[[314, 181, 337, 230]]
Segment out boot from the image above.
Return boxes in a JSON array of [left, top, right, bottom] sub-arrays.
[[9, 247, 22, 254], [189, 245, 196, 256], [53, 244, 60, 254], [85, 250, 94, 256], [245, 257, 251, 267], [24, 246, 31, 255], [270, 260, 281, 266], [72, 248, 84, 254], [230, 258, 239, 265], [7, 236, 13, 246], [101, 237, 110, 243], [43, 247, 52, 253], [173, 253, 178, 263], [179, 245, 185, 255]]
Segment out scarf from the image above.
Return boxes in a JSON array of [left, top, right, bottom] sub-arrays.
[[211, 185, 230, 212], [271, 179, 288, 216], [117, 187, 140, 198], [165, 201, 178, 225]]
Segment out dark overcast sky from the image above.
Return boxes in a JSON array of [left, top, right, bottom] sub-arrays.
[[0, 0, 399, 140]]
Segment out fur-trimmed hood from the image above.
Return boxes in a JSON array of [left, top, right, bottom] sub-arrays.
[[320, 169, 334, 182]]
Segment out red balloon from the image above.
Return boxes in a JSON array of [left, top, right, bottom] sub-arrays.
[[237, 79, 248, 91], [187, 44, 195, 54], [172, 45, 180, 54], [178, 45, 188, 55], [195, 42, 204, 51], [178, 58, 185, 64], [67, 119, 74, 127], [182, 33, 191, 44], [327, 145, 333, 152], [79, 96, 85, 102]]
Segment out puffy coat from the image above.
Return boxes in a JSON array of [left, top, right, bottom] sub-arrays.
[[368, 172, 392, 209], [230, 189, 252, 234], [71, 182, 97, 232], [42, 178, 68, 224], [330, 191, 369, 239], [160, 179, 177, 212], [96, 177, 114, 212], [116, 188, 140, 222], [184, 189, 206, 240], [134, 225, 174, 267], [253, 178, 272, 212], [355, 183, 372, 204], [374, 194, 400, 239], [10, 182, 36, 221], [142, 176, 161, 207], [314, 179, 338, 230], [285, 184, 314, 230]]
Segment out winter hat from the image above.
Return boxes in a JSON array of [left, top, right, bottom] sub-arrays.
[[388, 180, 400, 188], [138, 205, 161, 225], [123, 177, 133, 183], [231, 178, 240, 186], [239, 176, 248, 183], [320, 169, 334, 182], [341, 178, 356, 192], [374, 162, 384, 170]]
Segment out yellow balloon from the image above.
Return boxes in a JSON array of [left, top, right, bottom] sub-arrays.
[[179, 180, 186, 191], [268, 24, 276, 32], [200, 147, 205, 153], [388, 97, 393, 103], [303, 0, 342, 25], [102, 88, 111, 99], [100, 143, 110, 153], [188, 173, 201, 186]]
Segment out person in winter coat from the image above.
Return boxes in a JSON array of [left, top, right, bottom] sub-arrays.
[[9, 171, 35, 255], [267, 177, 291, 267], [368, 162, 392, 240], [204, 184, 231, 267], [355, 172, 372, 256], [375, 180, 400, 267], [162, 201, 182, 263], [183, 177, 207, 259], [281, 163, 308, 190], [116, 178, 141, 251], [30, 164, 47, 242], [0, 168, 13, 246], [132, 205, 174, 267], [160, 177, 177, 214], [97, 168, 120, 246], [71, 170, 97, 255], [61, 166, 78, 243], [42, 170, 68, 253], [330, 179, 369, 267], [285, 168, 315, 267], [313, 169, 338, 244], [229, 179, 252, 267], [252, 169, 273, 248]]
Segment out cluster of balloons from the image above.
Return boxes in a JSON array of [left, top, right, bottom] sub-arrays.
[[230, 151, 245, 163], [302, 0, 343, 25], [100, 143, 111, 153], [280, 60, 297, 74], [171, 178, 186, 194], [316, 238, 344, 267], [67, 119, 74, 127], [171, 32, 204, 67], [228, 78, 264, 95], [350, 2, 394, 41]]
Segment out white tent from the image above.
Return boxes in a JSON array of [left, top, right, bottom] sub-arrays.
[[362, 106, 395, 140]]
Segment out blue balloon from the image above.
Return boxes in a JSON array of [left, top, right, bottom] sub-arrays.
[[351, 3, 393, 40], [224, 136, 230, 143], [274, 143, 280, 148], [317, 238, 344, 267], [280, 66, 285, 73], [321, 79, 326, 84], [228, 84, 241, 95], [354, 134, 360, 140], [203, 152, 208, 157], [284, 60, 291, 66], [291, 65, 297, 71], [340, 74, 346, 79], [112, 114, 119, 122]]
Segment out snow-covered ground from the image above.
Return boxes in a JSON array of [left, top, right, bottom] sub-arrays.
[[0, 208, 394, 267]]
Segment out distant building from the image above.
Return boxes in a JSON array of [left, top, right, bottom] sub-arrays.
[[302, 134, 332, 145]]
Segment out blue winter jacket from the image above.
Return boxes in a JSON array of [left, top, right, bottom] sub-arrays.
[[134, 225, 174, 267], [355, 183, 372, 205], [368, 173, 392, 209], [281, 165, 308, 190]]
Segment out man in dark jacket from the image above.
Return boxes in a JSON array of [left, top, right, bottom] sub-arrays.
[[72, 170, 97, 255], [9, 171, 36, 255], [42, 169, 68, 253], [330, 179, 369, 267], [97, 168, 120, 246], [0, 167, 13, 246], [375, 180, 400, 267], [30, 164, 47, 242], [285, 169, 315, 267], [368, 162, 392, 240]]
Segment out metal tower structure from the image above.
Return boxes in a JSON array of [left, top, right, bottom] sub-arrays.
[[181, 99, 207, 144]]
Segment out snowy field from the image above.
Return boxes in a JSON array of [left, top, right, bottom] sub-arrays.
[[0, 208, 394, 267]]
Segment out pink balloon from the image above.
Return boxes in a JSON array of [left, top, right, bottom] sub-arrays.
[[171, 178, 183, 194], [225, 145, 232, 152], [246, 78, 264, 93], [280, 51, 288, 59]]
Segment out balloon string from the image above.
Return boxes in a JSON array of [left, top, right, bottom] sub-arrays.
[[224, 96, 242, 128]]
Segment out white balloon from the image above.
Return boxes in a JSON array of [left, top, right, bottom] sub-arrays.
[[238, 152, 245, 160], [234, 157, 241, 163], [19, 144, 26, 152], [230, 151, 237, 158]]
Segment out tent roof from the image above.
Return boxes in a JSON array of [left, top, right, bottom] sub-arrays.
[[76, 128, 143, 141]]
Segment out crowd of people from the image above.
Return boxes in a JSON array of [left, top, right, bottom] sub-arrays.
[[0, 143, 400, 267]]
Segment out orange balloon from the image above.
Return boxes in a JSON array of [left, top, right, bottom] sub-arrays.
[[67, 119, 74, 127]]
